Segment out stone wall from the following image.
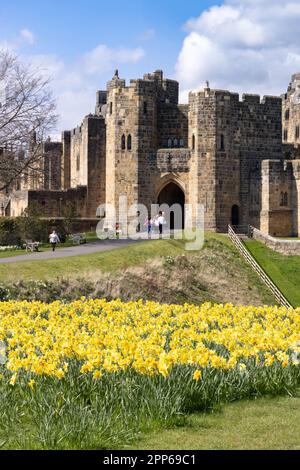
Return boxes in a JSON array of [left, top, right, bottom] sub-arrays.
[[252, 227, 300, 256], [69, 115, 106, 218], [157, 103, 188, 149], [260, 160, 293, 237], [188, 88, 218, 231], [215, 92, 282, 232], [42, 218, 101, 234], [43, 141, 62, 191], [62, 131, 71, 190], [70, 122, 88, 188], [86, 116, 106, 218], [282, 73, 300, 145], [156, 149, 191, 173], [187, 88, 283, 232], [9, 191, 29, 217], [105, 73, 140, 218], [283, 143, 300, 160], [27, 187, 87, 218]]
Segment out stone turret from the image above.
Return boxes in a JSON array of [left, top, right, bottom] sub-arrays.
[[282, 73, 300, 145]]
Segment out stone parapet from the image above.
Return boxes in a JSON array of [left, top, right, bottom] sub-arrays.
[[252, 227, 300, 256]]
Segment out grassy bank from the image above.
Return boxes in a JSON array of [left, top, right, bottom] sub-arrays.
[[0, 235, 276, 306], [245, 240, 300, 307], [0, 239, 186, 282]]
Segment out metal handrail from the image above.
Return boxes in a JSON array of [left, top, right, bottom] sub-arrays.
[[228, 225, 293, 309]]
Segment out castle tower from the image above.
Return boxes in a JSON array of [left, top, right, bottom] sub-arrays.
[[188, 87, 218, 231], [282, 73, 300, 145], [105, 71, 159, 221], [69, 114, 106, 218]]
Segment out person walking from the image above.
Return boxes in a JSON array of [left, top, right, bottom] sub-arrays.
[[136, 211, 141, 234], [145, 217, 153, 238], [157, 211, 166, 238], [49, 230, 60, 252]]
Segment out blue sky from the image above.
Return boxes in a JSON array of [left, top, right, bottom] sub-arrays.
[[0, 1, 218, 79], [1, 1, 300, 132]]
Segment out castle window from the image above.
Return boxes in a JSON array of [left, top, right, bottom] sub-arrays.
[[192, 135, 195, 151], [280, 192, 289, 207], [296, 126, 300, 140], [143, 101, 148, 114], [76, 154, 80, 172], [284, 129, 288, 141], [284, 192, 288, 206], [110, 102, 113, 115], [127, 134, 132, 151], [167, 138, 172, 148], [173, 139, 178, 148], [180, 139, 184, 147], [220, 134, 225, 151], [121, 134, 126, 150], [280, 192, 284, 206], [285, 109, 290, 121]]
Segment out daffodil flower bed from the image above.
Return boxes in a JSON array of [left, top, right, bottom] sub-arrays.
[[0, 299, 299, 449]]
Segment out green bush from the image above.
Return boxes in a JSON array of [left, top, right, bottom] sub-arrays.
[[0, 216, 68, 246], [0, 219, 22, 246]]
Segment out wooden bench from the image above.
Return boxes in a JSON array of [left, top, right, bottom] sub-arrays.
[[24, 240, 40, 252], [70, 233, 87, 245]]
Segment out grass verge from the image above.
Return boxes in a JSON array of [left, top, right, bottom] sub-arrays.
[[133, 392, 300, 450], [0, 239, 186, 282], [0, 234, 276, 306], [245, 240, 300, 307]]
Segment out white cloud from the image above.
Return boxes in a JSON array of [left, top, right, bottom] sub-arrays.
[[175, 0, 300, 101], [0, 28, 36, 51], [20, 29, 35, 45], [84, 45, 144, 75], [23, 44, 145, 133]]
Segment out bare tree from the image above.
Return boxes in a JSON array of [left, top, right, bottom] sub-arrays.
[[0, 50, 58, 191]]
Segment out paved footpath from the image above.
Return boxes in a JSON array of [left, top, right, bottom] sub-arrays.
[[0, 239, 142, 264]]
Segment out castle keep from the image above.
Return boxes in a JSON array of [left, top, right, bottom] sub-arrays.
[[4, 70, 300, 236]]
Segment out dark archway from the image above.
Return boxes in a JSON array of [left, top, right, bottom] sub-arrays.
[[158, 182, 185, 230], [231, 205, 240, 226]]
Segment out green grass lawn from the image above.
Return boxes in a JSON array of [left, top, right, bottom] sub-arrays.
[[245, 240, 300, 308], [0, 234, 231, 283], [2, 393, 299, 450], [133, 392, 300, 450], [0, 239, 186, 282]]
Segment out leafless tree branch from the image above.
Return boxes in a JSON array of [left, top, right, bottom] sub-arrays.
[[0, 50, 58, 192]]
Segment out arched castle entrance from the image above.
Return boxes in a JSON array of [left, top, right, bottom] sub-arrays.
[[157, 181, 185, 230]]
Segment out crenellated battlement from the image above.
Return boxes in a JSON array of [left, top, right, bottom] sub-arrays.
[[189, 88, 282, 107]]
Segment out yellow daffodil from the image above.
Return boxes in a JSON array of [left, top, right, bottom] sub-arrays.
[[193, 370, 202, 381]]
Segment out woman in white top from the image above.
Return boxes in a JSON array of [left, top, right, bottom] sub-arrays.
[[49, 231, 60, 252]]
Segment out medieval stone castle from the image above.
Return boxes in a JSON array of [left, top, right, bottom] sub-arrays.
[[3, 69, 300, 236]]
